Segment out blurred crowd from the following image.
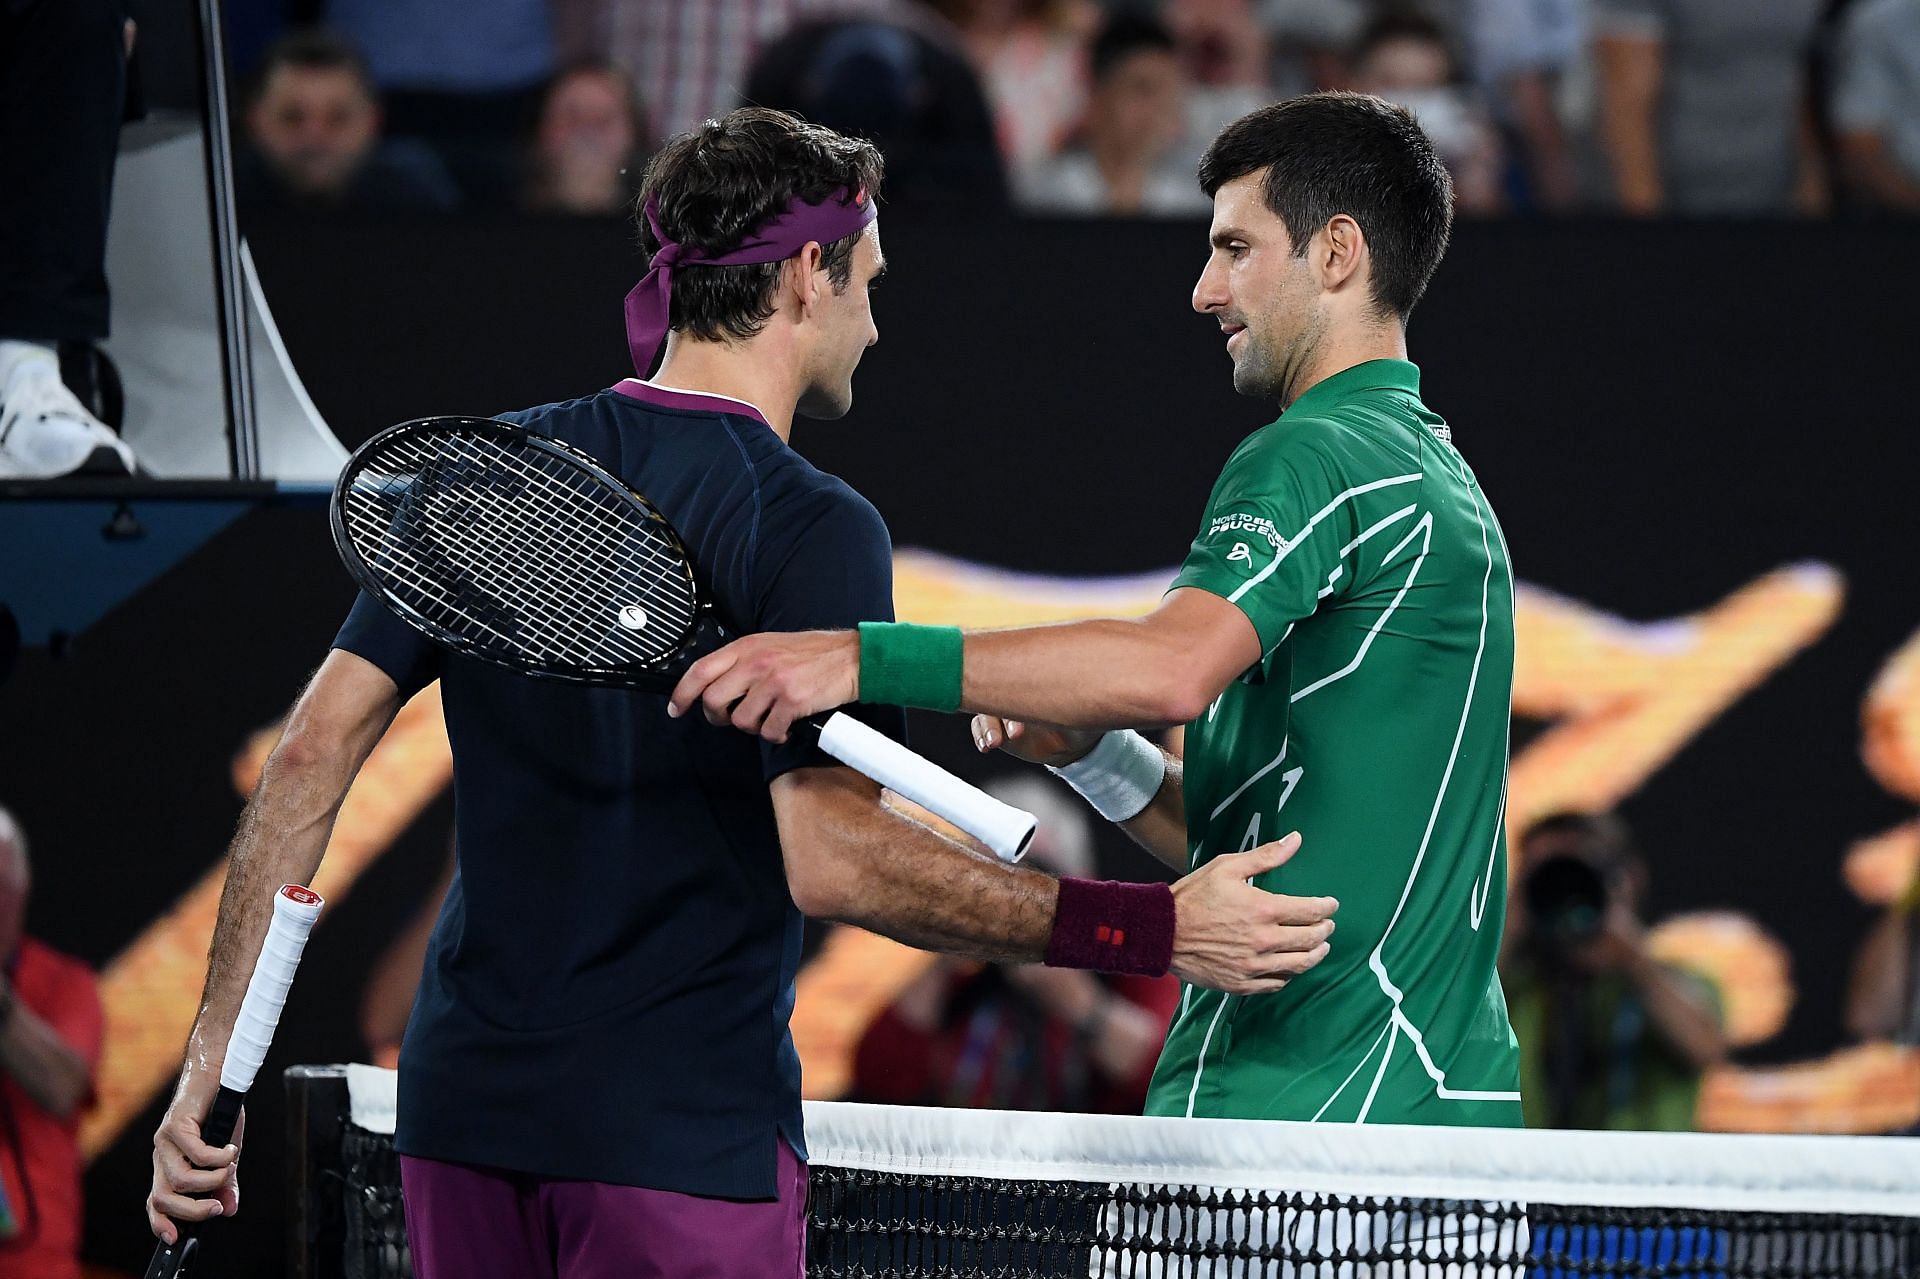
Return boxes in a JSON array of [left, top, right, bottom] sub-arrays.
[[221, 0, 1920, 220]]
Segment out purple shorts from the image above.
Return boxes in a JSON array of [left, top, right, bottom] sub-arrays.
[[399, 1143, 807, 1279]]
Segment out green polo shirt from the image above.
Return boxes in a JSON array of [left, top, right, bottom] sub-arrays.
[[1147, 359, 1523, 1127]]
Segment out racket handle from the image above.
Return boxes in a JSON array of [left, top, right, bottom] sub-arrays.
[[145, 885, 323, 1279], [816, 712, 1037, 862], [140, 1087, 244, 1279], [221, 885, 324, 1094], [143, 1233, 196, 1279], [199, 1086, 245, 1150]]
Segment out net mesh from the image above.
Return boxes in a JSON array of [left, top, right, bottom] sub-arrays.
[[337, 421, 698, 674], [286, 1068, 1920, 1279]]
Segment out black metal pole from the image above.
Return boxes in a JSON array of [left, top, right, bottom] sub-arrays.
[[193, 0, 259, 480]]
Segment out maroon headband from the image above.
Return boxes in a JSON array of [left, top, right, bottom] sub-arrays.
[[624, 187, 878, 377]]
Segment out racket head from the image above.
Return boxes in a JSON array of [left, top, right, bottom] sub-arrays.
[[330, 416, 709, 689]]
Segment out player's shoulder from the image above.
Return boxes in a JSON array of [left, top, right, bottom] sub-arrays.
[[490, 392, 608, 431], [762, 456, 891, 549], [1222, 411, 1374, 482]]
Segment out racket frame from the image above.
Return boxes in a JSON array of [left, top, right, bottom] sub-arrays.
[[331, 416, 717, 693]]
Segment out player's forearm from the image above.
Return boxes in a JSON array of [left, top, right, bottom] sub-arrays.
[[1118, 754, 1189, 873], [0, 997, 91, 1118], [790, 796, 1061, 961], [182, 754, 353, 1088], [184, 675, 397, 1090], [961, 620, 1214, 731]]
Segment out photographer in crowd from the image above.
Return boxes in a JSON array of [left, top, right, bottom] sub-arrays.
[[1502, 812, 1727, 1130]]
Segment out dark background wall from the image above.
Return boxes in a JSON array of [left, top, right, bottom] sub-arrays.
[[1, 214, 1914, 1274]]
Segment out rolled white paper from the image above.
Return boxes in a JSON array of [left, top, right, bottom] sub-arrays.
[[220, 884, 325, 1093], [817, 712, 1037, 862]]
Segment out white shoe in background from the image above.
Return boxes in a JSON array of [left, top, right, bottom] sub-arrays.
[[0, 349, 137, 479]]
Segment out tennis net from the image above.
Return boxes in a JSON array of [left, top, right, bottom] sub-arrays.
[[286, 1065, 1920, 1279]]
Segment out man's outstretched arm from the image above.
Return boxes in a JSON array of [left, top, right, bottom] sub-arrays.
[[668, 587, 1260, 743], [970, 718, 1190, 874], [147, 650, 406, 1244], [772, 766, 1333, 992]]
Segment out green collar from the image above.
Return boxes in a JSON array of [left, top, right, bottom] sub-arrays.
[[1283, 359, 1422, 418]]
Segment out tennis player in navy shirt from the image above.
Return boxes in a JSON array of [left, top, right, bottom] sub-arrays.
[[148, 109, 1337, 1278]]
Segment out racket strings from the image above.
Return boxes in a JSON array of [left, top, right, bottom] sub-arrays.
[[343, 499, 597, 662], [363, 439, 695, 664], [431, 433, 697, 625], [431, 432, 700, 629], [378, 448, 651, 648], [341, 479, 614, 665], [341, 429, 698, 670], [347, 467, 683, 669]]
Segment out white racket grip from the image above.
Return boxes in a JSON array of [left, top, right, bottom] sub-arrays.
[[220, 885, 324, 1094], [817, 712, 1037, 862]]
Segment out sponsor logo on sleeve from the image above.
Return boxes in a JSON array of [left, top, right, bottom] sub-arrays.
[[1207, 513, 1288, 566]]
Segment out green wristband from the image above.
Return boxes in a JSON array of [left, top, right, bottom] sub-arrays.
[[857, 622, 964, 712]]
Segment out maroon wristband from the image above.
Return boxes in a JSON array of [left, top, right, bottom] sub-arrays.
[[1044, 877, 1175, 976]]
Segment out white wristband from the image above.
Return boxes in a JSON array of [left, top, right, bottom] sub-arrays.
[[1049, 730, 1167, 824]]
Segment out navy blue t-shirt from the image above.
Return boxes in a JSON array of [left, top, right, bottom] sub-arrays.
[[332, 379, 905, 1198]]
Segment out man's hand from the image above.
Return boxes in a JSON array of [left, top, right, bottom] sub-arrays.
[[668, 631, 858, 742], [971, 716, 1101, 767], [147, 1094, 244, 1244], [1170, 832, 1337, 994]]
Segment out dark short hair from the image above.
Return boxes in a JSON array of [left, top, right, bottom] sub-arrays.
[[636, 108, 884, 345], [251, 28, 377, 105], [1091, 13, 1176, 82], [1198, 92, 1453, 322]]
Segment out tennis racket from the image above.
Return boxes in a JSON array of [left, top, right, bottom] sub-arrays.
[[145, 885, 325, 1279], [330, 416, 1036, 861]]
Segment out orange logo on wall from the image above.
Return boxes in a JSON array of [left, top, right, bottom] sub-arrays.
[[77, 554, 1920, 1157]]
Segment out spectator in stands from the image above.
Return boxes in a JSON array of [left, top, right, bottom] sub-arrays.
[[1256, 0, 1369, 96], [0, 808, 102, 1279], [1452, 0, 1586, 210], [1016, 14, 1209, 216], [1168, 0, 1276, 172], [524, 63, 647, 216], [553, 0, 858, 147], [1501, 812, 1727, 1131], [0, 0, 139, 478], [325, 0, 555, 204], [930, 0, 1100, 177], [1348, 13, 1507, 213], [851, 778, 1179, 1113], [1830, 0, 1920, 214], [237, 29, 460, 213], [743, 5, 1008, 205], [1592, 0, 1827, 215]]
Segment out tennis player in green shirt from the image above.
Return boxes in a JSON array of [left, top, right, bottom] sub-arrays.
[[670, 92, 1523, 1128]]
